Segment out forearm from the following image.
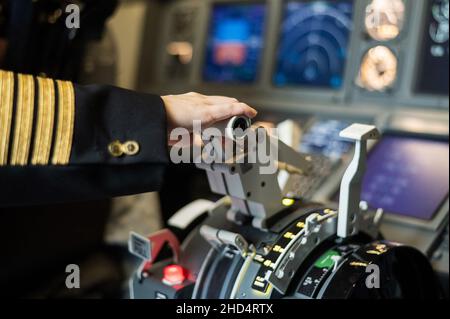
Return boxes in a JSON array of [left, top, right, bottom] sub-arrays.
[[0, 69, 169, 206]]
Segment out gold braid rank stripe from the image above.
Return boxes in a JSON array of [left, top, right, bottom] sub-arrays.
[[10, 74, 35, 166], [0, 70, 15, 166], [32, 77, 56, 165], [52, 80, 75, 165]]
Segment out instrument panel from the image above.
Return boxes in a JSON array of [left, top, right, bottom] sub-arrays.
[[142, 0, 449, 112]]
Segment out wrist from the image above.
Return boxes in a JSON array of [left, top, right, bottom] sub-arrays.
[[161, 95, 175, 131]]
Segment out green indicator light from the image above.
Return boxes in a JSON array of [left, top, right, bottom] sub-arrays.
[[314, 250, 340, 269]]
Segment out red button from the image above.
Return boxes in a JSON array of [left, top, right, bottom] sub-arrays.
[[163, 265, 186, 286]]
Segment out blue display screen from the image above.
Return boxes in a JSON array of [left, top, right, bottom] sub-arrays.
[[203, 3, 267, 83], [361, 136, 449, 221], [300, 119, 353, 160], [274, 0, 354, 89]]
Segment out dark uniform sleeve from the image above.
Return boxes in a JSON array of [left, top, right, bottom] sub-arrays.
[[0, 69, 170, 206]]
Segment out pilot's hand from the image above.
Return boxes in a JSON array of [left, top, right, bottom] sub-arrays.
[[162, 92, 257, 132]]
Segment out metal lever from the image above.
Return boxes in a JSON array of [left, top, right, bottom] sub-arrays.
[[202, 116, 251, 142], [196, 119, 313, 230], [337, 124, 380, 238], [200, 225, 249, 257]]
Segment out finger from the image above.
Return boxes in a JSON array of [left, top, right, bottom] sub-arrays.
[[229, 102, 258, 118], [207, 102, 257, 124], [205, 96, 238, 104]]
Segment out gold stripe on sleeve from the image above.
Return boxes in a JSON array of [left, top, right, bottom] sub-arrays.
[[10, 74, 35, 166], [0, 70, 14, 166], [52, 80, 75, 165], [32, 77, 56, 165]]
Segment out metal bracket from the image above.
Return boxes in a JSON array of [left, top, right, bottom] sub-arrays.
[[196, 117, 312, 230], [337, 124, 380, 239]]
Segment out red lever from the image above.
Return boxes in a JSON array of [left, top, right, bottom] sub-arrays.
[[144, 229, 181, 271]]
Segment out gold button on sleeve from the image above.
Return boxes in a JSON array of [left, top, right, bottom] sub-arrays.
[[123, 141, 140, 156], [108, 140, 124, 158]]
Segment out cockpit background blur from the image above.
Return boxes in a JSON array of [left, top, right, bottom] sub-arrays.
[[0, 0, 448, 298]]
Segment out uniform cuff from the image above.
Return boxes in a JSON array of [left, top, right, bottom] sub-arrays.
[[71, 84, 170, 166]]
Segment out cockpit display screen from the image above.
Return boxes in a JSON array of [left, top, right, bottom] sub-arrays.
[[274, 0, 354, 89], [415, 0, 449, 95], [361, 136, 449, 220], [203, 3, 267, 83]]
